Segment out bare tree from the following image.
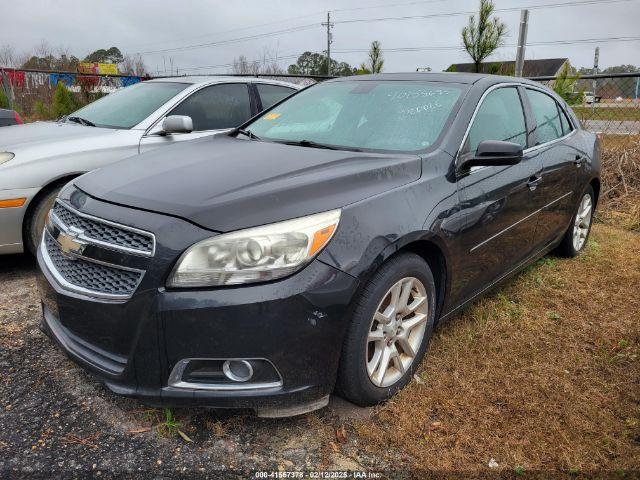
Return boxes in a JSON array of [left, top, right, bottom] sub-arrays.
[[231, 55, 260, 75], [358, 41, 385, 74], [121, 54, 148, 76], [368, 41, 384, 73], [231, 48, 284, 76], [34, 40, 53, 60], [0, 44, 18, 68], [462, 0, 508, 73], [257, 47, 284, 75]]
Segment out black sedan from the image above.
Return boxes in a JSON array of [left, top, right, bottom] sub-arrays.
[[36, 73, 600, 417]]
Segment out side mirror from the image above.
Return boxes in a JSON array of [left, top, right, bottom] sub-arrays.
[[457, 140, 523, 172], [161, 115, 193, 135]]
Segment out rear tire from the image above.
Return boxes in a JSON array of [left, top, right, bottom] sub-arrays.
[[555, 185, 595, 258], [25, 187, 61, 255], [337, 253, 436, 406]]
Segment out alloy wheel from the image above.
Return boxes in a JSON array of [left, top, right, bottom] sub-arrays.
[[366, 276, 429, 388], [572, 193, 593, 251]]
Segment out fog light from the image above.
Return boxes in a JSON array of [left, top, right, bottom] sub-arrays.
[[222, 359, 253, 382]]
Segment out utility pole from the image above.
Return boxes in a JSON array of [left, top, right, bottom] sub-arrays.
[[592, 47, 599, 113], [514, 9, 529, 77], [322, 12, 333, 76]]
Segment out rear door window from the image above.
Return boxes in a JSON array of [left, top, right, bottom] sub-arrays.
[[256, 84, 297, 109], [558, 104, 573, 136], [170, 83, 252, 131], [526, 89, 564, 144]]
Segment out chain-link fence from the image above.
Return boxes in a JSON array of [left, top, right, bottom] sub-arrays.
[[529, 72, 640, 140]]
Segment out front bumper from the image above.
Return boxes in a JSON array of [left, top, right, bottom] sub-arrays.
[[0, 187, 39, 254], [37, 237, 358, 412]]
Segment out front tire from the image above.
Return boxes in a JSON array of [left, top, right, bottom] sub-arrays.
[[25, 187, 61, 255], [337, 253, 436, 406], [556, 185, 595, 257]]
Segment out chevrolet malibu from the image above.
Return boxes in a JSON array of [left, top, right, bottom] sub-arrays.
[[36, 73, 600, 417], [0, 76, 299, 255]]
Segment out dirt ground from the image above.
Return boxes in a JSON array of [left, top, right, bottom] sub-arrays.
[[1, 223, 638, 479]]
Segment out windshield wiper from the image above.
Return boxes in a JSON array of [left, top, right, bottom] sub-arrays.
[[231, 127, 261, 140], [67, 116, 96, 127], [281, 139, 361, 152]]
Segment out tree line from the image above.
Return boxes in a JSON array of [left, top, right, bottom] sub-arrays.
[[0, 43, 147, 76]]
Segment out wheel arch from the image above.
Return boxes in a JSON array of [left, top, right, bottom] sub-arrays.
[[400, 238, 449, 321], [589, 177, 600, 208], [358, 232, 451, 322], [22, 173, 81, 244]]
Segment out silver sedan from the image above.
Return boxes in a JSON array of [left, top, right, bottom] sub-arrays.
[[0, 76, 300, 254]]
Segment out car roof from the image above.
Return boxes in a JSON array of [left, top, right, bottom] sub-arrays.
[[328, 72, 533, 85], [146, 76, 302, 89]]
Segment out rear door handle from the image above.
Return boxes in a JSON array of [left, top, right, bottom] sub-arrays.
[[527, 175, 543, 191], [574, 155, 586, 167]]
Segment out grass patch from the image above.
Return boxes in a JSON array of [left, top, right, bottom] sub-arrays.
[[136, 408, 193, 442], [574, 106, 640, 122], [352, 224, 640, 473]]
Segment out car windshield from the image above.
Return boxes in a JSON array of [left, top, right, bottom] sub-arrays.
[[65, 82, 189, 129], [247, 80, 464, 153]]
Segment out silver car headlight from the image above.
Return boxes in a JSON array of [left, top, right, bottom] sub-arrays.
[[0, 152, 15, 166], [167, 209, 341, 287]]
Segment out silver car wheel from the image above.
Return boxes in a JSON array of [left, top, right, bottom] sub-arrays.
[[366, 276, 429, 388], [572, 193, 593, 252]]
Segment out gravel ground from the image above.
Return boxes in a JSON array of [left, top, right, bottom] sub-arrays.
[[0, 254, 376, 479]]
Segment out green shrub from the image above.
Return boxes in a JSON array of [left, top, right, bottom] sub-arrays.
[[34, 100, 54, 120], [51, 82, 78, 119], [0, 89, 9, 109], [552, 64, 582, 105]]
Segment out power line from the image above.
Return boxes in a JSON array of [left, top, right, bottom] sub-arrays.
[[332, 0, 639, 24], [167, 35, 640, 73], [330, 0, 447, 13], [135, 24, 321, 55], [127, 11, 326, 50], [128, 0, 449, 51], [333, 36, 640, 54], [132, 0, 638, 60], [165, 35, 640, 73]]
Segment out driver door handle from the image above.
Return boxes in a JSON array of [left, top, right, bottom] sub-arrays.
[[527, 175, 543, 191]]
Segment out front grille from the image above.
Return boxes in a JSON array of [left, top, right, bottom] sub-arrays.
[[45, 234, 142, 297], [52, 202, 154, 254]]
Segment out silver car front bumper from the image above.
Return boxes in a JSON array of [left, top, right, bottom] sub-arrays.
[[0, 187, 39, 254]]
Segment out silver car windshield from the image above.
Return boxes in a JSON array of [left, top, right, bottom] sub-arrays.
[[66, 82, 189, 129], [247, 80, 463, 153]]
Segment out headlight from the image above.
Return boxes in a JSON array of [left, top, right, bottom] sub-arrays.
[[0, 152, 15, 166], [168, 209, 341, 287]]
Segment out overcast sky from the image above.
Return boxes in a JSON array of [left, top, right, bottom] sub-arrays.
[[6, 0, 640, 75]]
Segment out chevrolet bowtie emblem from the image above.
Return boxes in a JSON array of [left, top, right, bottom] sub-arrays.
[[57, 226, 86, 257]]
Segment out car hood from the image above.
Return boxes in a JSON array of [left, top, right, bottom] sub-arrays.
[[76, 135, 423, 232], [0, 121, 124, 160]]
